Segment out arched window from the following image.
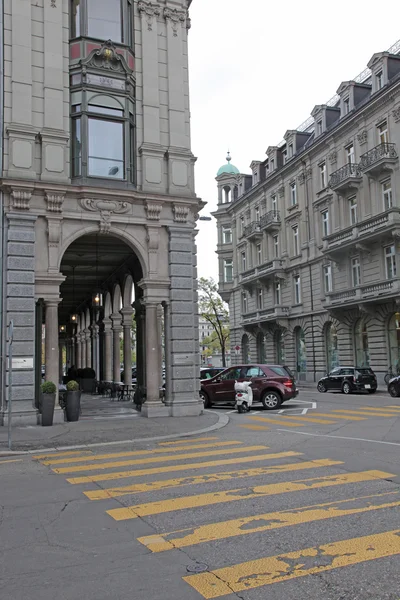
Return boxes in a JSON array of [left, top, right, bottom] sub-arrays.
[[388, 313, 400, 373], [354, 319, 369, 366], [275, 330, 285, 364], [256, 332, 266, 363], [70, 0, 134, 47], [223, 186, 232, 204], [325, 323, 339, 372], [242, 334, 249, 364], [295, 327, 307, 378]]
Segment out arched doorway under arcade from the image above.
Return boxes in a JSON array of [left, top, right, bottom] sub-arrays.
[[242, 334, 249, 363], [354, 319, 370, 367], [388, 312, 400, 374], [295, 327, 307, 380], [325, 322, 339, 372]]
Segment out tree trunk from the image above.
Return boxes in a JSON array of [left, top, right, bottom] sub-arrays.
[[222, 344, 226, 367]]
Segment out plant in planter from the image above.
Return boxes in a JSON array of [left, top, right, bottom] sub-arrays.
[[65, 380, 81, 422], [40, 381, 57, 427]]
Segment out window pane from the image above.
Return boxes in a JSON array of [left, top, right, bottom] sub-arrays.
[[87, 0, 122, 43], [88, 105, 124, 117], [88, 118, 124, 179], [71, 118, 81, 177], [71, 0, 80, 38]]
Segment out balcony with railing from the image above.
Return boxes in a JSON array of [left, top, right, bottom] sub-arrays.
[[328, 162, 362, 192], [241, 305, 291, 326], [322, 208, 400, 255], [243, 221, 263, 240], [359, 143, 398, 177], [260, 210, 281, 231], [239, 259, 286, 285], [324, 278, 400, 308]]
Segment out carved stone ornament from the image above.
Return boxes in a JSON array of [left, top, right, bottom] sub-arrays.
[[145, 202, 163, 221], [173, 204, 190, 223], [297, 172, 306, 186], [50, 0, 56, 6], [328, 150, 337, 165], [357, 130, 368, 145], [277, 186, 285, 198], [306, 167, 312, 180], [11, 189, 32, 210], [80, 39, 131, 74], [164, 7, 186, 36], [393, 106, 400, 123], [138, 1, 161, 31], [80, 198, 130, 234], [46, 192, 65, 213]]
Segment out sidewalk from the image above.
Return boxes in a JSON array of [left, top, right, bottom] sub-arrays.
[[0, 394, 226, 454]]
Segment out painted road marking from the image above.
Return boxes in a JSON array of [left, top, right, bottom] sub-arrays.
[[0, 459, 23, 464], [277, 429, 400, 446], [67, 451, 296, 484], [41, 441, 242, 465], [183, 529, 400, 598], [83, 458, 339, 500], [139, 490, 399, 552], [281, 415, 338, 425], [32, 450, 94, 459], [239, 424, 269, 431], [248, 416, 306, 427], [331, 409, 399, 418], [384, 405, 400, 410], [53, 445, 267, 474], [308, 413, 366, 421], [158, 437, 219, 446], [106, 470, 390, 521], [357, 407, 400, 415]]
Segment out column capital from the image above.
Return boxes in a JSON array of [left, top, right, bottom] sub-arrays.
[[103, 317, 112, 332], [44, 298, 61, 308]]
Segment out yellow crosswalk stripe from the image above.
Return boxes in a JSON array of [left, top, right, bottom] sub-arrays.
[[331, 409, 398, 417], [32, 450, 93, 459], [42, 441, 242, 465], [248, 416, 305, 427], [139, 490, 399, 552], [309, 413, 366, 421], [0, 459, 22, 464], [84, 458, 339, 500], [384, 405, 400, 409], [183, 528, 400, 598], [239, 424, 269, 431], [53, 445, 268, 474], [281, 415, 338, 424], [106, 470, 391, 521], [358, 406, 400, 415], [158, 437, 219, 446], [67, 450, 294, 484]]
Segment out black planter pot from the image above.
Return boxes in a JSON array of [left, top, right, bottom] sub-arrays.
[[65, 391, 81, 422], [41, 393, 56, 426]]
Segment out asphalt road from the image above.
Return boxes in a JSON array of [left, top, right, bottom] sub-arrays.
[[1, 389, 400, 600]]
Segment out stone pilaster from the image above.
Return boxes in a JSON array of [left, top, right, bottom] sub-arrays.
[[44, 299, 63, 423], [103, 318, 113, 381], [142, 302, 167, 417]]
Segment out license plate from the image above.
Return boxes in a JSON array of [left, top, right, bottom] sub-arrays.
[[365, 384, 371, 389]]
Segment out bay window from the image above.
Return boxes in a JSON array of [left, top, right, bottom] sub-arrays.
[[70, 0, 134, 47]]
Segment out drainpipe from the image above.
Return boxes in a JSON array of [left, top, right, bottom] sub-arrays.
[[0, 0, 5, 414], [302, 160, 316, 383]]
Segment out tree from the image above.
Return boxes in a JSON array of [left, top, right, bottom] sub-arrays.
[[198, 277, 230, 367]]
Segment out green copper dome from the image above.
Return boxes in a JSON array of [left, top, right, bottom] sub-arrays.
[[217, 152, 239, 177]]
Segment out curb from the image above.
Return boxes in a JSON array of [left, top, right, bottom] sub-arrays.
[[0, 410, 230, 457]]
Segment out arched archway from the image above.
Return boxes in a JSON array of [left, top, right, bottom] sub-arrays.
[[256, 332, 266, 363], [295, 327, 307, 380], [242, 334, 249, 363], [354, 319, 369, 366], [274, 329, 286, 364], [325, 322, 339, 372], [388, 312, 400, 373]]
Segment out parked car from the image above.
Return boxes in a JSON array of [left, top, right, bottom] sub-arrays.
[[388, 375, 400, 397], [200, 367, 225, 380], [200, 364, 298, 409], [120, 367, 137, 384], [317, 366, 377, 394]]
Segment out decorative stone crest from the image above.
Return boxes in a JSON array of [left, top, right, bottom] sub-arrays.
[[328, 150, 337, 165], [50, 0, 56, 6], [145, 202, 163, 221], [297, 172, 306, 186], [306, 167, 312, 180], [277, 186, 285, 198], [164, 7, 187, 36], [173, 204, 190, 223], [46, 192, 65, 213], [11, 189, 32, 210], [357, 130, 368, 145], [81, 40, 131, 74], [138, 1, 161, 31], [392, 106, 400, 123], [80, 198, 130, 234]]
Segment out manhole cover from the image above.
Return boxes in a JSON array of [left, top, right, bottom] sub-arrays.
[[186, 562, 208, 573]]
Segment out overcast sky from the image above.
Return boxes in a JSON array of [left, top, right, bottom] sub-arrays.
[[188, 0, 400, 282]]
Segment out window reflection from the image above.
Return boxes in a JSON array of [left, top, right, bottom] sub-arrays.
[[88, 118, 124, 179], [87, 0, 122, 43], [71, 0, 80, 38], [72, 118, 81, 177]]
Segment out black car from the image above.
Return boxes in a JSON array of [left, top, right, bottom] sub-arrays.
[[388, 375, 400, 397], [200, 367, 225, 380], [317, 366, 377, 394]]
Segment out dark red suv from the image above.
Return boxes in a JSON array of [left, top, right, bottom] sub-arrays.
[[200, 364, 298, 410]]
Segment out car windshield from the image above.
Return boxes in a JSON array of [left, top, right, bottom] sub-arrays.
[[269, 366, 294, 378], [356, 368, 374, 375]]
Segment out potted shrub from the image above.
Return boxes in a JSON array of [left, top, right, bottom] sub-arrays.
[[40, 381, 57, 426], [65, 380, 81, 422]]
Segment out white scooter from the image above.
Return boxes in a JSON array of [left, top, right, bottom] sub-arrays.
[[234, 380, 253, 413]]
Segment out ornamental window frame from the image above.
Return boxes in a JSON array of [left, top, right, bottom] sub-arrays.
[[70, 0, 134, 48]]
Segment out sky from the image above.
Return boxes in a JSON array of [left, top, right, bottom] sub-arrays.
[[187, 0, 400, 282]]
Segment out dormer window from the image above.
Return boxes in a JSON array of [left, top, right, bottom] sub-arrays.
[[288, 144, 293, 158], [376, 71, 383, 91], [270, 158, 275, 171], [343, 98, 350, 115], [317, 120, 323, 135]]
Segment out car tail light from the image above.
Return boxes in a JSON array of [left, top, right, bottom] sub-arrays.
[[283, 380, 293, 388]]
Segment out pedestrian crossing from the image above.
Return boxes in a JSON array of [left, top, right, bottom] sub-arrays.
[[34, 436, 399, 598]]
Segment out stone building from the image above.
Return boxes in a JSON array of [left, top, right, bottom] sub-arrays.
[[0, 0, 203, 425], [214, 41, 400, 385]]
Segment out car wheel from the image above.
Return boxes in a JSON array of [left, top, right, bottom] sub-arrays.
[[388, 383, 400, 398], [317, 382, 327, 393], [200, 391, 212, 408], [342, 382, 351, 395], [261, 391, 282, 410], [367, 389, 376, 394]]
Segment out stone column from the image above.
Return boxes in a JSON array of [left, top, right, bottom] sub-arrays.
[[81, 331, 86, 369], [91, 324, 99, 378], [163, 301, 171, 403], [111, 314, 122, 383], [85, 329, 91, 368], [142, 302, 164, 416], [44, 300, 63, 423], [58, 340, 64, 383], [103, 318, 112, 381], [157, 305, 163, 389], [134, 302, 146, 388], [75, 333, 81, 369], [121, 308, 134, 388]]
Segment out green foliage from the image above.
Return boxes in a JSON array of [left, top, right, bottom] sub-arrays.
[[198, 277, 230, 367], [41, 381, 56, 394], [66, 380, 79, 392]]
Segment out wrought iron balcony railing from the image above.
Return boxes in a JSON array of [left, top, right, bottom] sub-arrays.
[[260, 210, 281, 230], [329, 162, 362, 188], [360, 143, 398, 171], [243, 221, 261, 238]]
